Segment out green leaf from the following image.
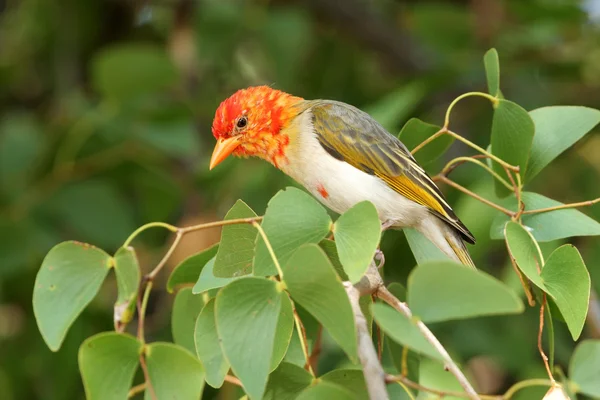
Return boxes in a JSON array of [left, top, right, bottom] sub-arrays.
[[92, 44, 177, 101], [505, 223, 590, 339], [504, 221, 545, 288], [213, 200, 258, 277], [168, 244, 219, 293], [526, 106, 600, 182], [540, 245, 590, 340], [193, 257, 243, 294], [404, 228, 451, 264], [483, 48, 500, 96], [78, 332, 142, 400], [407, 261, 523, 322], [264, 362, 313, 400], [254, 187, 332, 276], [371, 303, 441, 361], [172, 288, 205, 354], [296, 381, 358, 400], [321, 369, 369, 399], [33, 241, 112, 351], [365, 82, 427, 133], [282, 244, 357, 361], [194, 299, 229, 388], [113, 246, 140, 326], [215, 277, 283, 400], [490, 99, 535, 196], [333, 201, 381, 282], [569, 340, 600, 397], [319, 239, 347, 279], [490, 192, 600, 242], [144, 342, 205, 400], [398, 118, 453, 167], [419, 359, 464, 400], [271, 292, 294, 372]]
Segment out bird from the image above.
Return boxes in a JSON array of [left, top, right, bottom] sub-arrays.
[[209, 86, 476, 268]]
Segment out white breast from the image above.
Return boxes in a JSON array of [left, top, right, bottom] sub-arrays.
[[279, 110, 428, 227]]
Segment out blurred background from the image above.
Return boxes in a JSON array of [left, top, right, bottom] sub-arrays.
[[1, 0, 600, 399]]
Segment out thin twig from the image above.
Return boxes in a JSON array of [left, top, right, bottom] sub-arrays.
[[308, 325, 323, 372], [443, 92, 500, 129], [345, 281, 388, 400], [252, 221, 285, 278], [411, 128, 447, 155], [522, 197, 600, 215], [147, 232, 183, 280], [128, 383, 147, 398], [441, 156, 513, 190], [139, 353, 157, 400], [181, 216, 263, 233], [292, 305, 315, 376], [376, 286, 480, 400], [446, 130, 518, 172], [435, 175, 515, 216], [137, 281, 153, 342], [538, 294, 556, 384], [224, 375, 243, 387]]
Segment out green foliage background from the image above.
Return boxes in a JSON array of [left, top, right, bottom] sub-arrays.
[[1, 0, 600, 399]]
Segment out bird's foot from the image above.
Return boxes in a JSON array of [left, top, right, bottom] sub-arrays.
[[374, 249, 385, 269]]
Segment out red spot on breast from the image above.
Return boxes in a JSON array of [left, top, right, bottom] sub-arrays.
[[317, 184, 329, 199]]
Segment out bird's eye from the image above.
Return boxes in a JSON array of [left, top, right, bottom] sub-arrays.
[[236, 116, 248, 129]]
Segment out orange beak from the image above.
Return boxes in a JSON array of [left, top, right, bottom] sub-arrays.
[[209, 136, 240, 170]]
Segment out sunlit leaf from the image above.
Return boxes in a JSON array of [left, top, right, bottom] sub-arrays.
[[526, 106, 600, 182], [33, 241, 112, 351], [213, 200, 258, 277], [193, 257, 243, 294], [194, 299, 229, 388], [254, 187, 331, 276], [490, 99, 535, 196], [282, 244, 357, 361], [408, 261, 523, 322], [144, 342, 205, 400], [215, 277, 283, 400], [333, 201, 381, 283], [490, 192, 600, 242]]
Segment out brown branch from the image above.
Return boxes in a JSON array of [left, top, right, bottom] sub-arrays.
[[139, 353, 157, 400], [376, 285, 480, 400], [224, 375, 242, 387], [128, 383, 146, 398], [308, 325, 323, 373], [538, 295, 556, 384], [292, 305, 315, 376], [522, 197, 600, 215]]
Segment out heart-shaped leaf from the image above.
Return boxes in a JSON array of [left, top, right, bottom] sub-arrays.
[[79, 332, 142, 400], [254, 187, 331, 276], [333, 201, 381, 283], [215, 277, 283, 400], [282, 244, 357, 361], [144, 342, 205, 400], [213, 200, 258, 277], [33, 241, 112, 351], [194, 299, 229, 388]]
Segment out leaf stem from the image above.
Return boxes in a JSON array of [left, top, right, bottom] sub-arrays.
[[441, 156, 513, 190], [501, 379, 554, 399], [137, 281, 153, 342], [127, 383, 146, 398], [124, 222, 179, 248], [446, 129, 519, 172], [434, 175, 515, 216], [538, 294, 556, 384], [292, 304, 315, 376], [411, 127, 446, 155], [444, 91, 500, 129], [522, 197, 600, 215], [376, 286, 480, 400], [139, 352, 157, 400], [252, 221, 284, 279]]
